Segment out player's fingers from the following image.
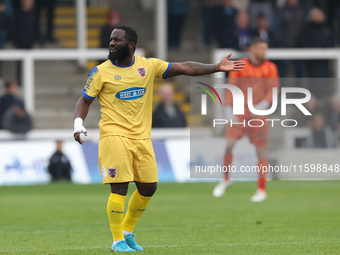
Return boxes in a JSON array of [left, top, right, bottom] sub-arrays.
[[73, 132, 79, 140], [225, 53, 232, 59], [77, 136, 84, 144], [73, 132, 83, 144]]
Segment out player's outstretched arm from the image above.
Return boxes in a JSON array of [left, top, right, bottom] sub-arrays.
[[73, 96, 93, 144], [164, 53, 245, 78]]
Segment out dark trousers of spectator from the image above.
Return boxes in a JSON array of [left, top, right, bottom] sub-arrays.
[[200, 6, 215, 47], [36, 0, 56, 42], [16, 60, 23, 86], [279, 60, 304, 78], [0, 29, 6, 75], [50, 167, 71, 182], [168, 14, 186, 49]]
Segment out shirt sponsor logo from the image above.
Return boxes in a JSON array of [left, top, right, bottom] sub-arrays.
[[116, 87, 146, 101]]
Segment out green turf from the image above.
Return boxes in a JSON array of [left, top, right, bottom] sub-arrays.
[[0, 180, 339, 255]]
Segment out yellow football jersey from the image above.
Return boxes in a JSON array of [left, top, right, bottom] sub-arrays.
[[82, 55, 171, 139]]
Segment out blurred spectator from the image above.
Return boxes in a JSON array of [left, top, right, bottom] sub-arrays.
[[0, 1, 7, 48], [226, 11, 252, 51], [0, 1, 6, 74], [304, 112, 336, 148], [251, 13, 281, 76], [310, 0, 340, 30], [0, 0, 13, 75], [11, 0, 38, 84], [167, 0, 189, 50], [199, 0, 222, 48], [0, 80, 32, 133], [0, 80, 20, 128], [324, 94, 340, 134], [35, 0, 57, 44], [11, 0, 38, 49], [213, 0, 238, 48], [278, 0, 305, 77], [249, 0, 274, 29], [252, 13, 279, 48], [336, 8, 340, 45], [48, 140, 72, 182], [152, 83, 187, 128], [100, 11, 121, 49], [298, 8, 334, 82]]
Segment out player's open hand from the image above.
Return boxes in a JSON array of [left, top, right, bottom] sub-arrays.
[[217, 53, 245, 72]]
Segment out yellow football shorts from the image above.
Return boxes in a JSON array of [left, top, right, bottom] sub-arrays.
[[98, 135, 158, 184]]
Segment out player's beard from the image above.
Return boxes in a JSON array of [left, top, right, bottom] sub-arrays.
[[108, 43, 130, 62]]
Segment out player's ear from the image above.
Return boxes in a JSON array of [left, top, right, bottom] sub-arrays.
[[129, 42, 135, 49]]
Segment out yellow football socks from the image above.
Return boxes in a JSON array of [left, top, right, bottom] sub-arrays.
[[107, 193, 126, 241], [122, 190, 151, 232]]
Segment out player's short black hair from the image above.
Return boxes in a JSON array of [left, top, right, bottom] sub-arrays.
[[250, 37, 268, 46], [115, 25, 138, 46]]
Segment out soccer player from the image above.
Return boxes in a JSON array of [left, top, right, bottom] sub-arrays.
[[213, 37, 280, 202], [73, 25, 245, 252]]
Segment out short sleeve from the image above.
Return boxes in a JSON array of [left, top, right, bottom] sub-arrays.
[[82, 67, 103, 99], [149, 58, 172, 79]]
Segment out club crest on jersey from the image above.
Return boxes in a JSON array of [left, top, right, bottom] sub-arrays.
[[116, 87, 146, 100], [137, 67, 146, 77], [109, 168, 117, 178]]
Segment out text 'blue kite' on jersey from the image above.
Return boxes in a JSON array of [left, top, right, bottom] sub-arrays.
[[115, 87, 146, 100]]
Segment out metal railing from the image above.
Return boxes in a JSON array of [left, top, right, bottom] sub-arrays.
[[0, 48, 144, 113]]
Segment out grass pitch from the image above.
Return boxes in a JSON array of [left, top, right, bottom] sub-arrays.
[[0, 180, 339, 255]]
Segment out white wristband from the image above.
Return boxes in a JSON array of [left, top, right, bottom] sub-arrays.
[[74, 117, 86, 134]]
